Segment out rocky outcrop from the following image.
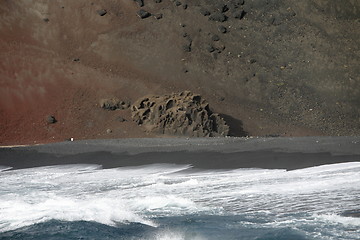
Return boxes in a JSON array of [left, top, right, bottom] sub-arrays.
[[100, 98, 130, 110], [131, 91, 229, 137]]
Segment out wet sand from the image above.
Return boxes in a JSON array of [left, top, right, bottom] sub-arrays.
[[1, 137, 359, 171]]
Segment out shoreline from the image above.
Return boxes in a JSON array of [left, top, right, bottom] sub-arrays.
[[1, 136, 359, 171]]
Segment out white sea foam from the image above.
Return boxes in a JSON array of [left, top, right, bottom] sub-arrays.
[[0, 196, 157, 232], [132, 195, 197, 212], [1, 162, 360, 237], [153, 229, 206, 240], [316, 214, 360, 227], [0, 166, 12, 172]]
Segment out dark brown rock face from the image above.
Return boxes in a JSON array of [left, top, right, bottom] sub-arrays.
[[131, 91, 229, 137]]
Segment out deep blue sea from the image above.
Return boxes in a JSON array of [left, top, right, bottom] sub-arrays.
[[0, 162, 359, 240]]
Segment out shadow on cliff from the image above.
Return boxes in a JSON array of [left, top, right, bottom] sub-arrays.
[[219, 113, 249, 137]]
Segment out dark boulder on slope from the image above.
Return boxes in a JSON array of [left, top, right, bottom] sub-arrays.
[[96, 9, 107, 16], [199, 8, 211, 16], [46, 115, 57, 124], [100, 98, 130, 110], [133, 0, 144, 7], [137, 9, 151, 19], [209, 12, 227, 22]]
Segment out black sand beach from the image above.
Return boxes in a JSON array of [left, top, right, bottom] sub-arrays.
[[1, 137, 359, 171]]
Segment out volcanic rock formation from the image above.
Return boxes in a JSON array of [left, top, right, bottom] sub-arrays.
[[131, 91, 229, 137], [100, 99, 130, 111]]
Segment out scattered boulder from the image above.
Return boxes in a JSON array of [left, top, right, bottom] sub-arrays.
[[100, 98, 130, 110], [96, 9, 107, 16], [154, 13, 163, 19], [230, 0, 245, 9], [237, 0, 245, 5], [209, 12, 227, 22], [215, 3, 228, 13], [182, 44, 191, 52], [218, 25, 227, 33], [211, 34, 220, 41], [46, 115, 57, 124], [154, 0, 162, 3], [200, 8, 211, 16], [106, 129, 112, 134], [131, 91, 229, 137], [137, 9, 151, 19], [215, 42, 226, 52], [206, 44, 215, 53], [133, 0, 144, 7], [233, 10, 246, 19]]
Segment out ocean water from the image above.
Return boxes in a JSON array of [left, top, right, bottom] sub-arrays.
[[0, 162, 359, 240]]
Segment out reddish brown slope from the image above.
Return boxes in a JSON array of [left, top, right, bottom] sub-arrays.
[[0, 0, 160, 145]]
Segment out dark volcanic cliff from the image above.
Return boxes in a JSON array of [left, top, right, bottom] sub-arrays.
[[0, 0, 359, 145]]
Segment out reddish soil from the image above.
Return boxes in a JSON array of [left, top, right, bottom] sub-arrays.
[[1, 0, 359, 145]]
